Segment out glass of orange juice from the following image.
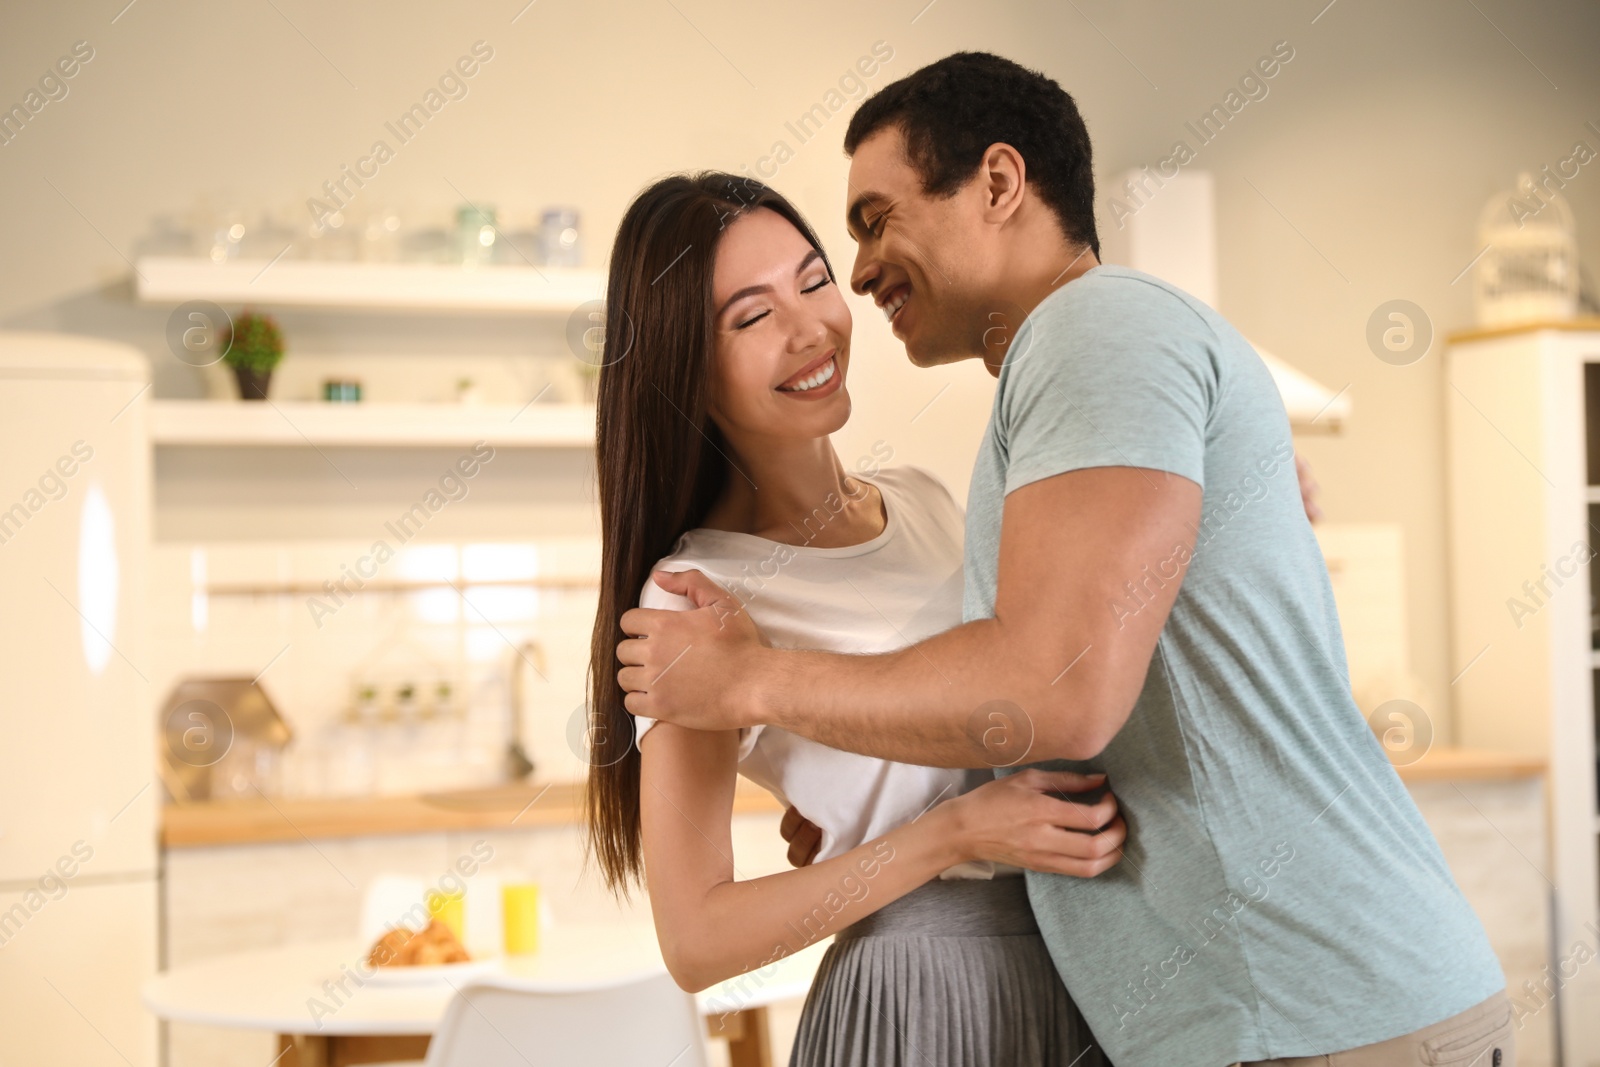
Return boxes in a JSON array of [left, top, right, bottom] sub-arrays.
[[426, 889, 465, 941], [502, 883, 540, 955]]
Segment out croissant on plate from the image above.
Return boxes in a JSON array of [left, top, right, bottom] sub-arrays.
[[366, 919, 471, 967]]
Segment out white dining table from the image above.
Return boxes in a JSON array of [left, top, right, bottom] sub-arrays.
[[142, 921, 828, 1067]]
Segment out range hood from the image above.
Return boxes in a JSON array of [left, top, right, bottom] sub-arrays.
[[1253, 342, 1349, 432], [1098, 169, 1349, 433]]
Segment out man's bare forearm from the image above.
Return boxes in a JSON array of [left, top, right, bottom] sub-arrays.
[[753, 617, 1109, 767], [615, 472, 1191, 750]]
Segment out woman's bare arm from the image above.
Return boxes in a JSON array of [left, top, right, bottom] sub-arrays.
[[639, 721, 1123, 992]]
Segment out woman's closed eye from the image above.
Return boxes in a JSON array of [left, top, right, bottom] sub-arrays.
[[733, 276, 833, 330]]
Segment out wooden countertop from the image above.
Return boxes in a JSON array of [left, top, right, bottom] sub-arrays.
[[161, 747, 1545, 849], [161, 779, 783, 849], [1447, 316, 1600, 344], [1391, 746, 1545, 783]]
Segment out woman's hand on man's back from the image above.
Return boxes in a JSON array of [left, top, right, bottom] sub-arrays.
[[945, 769, 1125, 878], [781, 769, 1124, 878], [780, 805, 824, 868]]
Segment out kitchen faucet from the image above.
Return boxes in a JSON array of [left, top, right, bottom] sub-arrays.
[[507, 637, 546, 781]]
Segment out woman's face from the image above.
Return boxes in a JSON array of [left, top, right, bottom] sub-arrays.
[[707, 206, 853, 444]]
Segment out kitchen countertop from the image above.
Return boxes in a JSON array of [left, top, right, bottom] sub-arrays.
[[161, 746, 1545, 849], [1447, 316, 1600, 344], [161, 778, 783, 848], [1392, 745, 1546, 782]]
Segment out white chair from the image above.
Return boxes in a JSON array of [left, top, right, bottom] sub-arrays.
[[422, 970, 711, 1067]]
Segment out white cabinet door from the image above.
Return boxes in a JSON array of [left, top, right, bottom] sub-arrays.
[[0, 878, 158, 1067], [0, 351, 155, 881]]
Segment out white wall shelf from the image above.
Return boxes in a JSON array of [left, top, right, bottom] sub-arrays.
[[149, 400, 595, 448], [134, 257, 604, 314]]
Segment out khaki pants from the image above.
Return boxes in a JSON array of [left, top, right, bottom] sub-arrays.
[[1236, 991, 1514, 1067]]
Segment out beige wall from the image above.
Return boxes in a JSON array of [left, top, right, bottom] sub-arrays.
[[4, 0, 1599, 733]]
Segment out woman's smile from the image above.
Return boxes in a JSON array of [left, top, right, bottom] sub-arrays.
[[776, 351, 842, 399]]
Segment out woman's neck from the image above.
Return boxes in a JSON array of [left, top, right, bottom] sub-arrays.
[[701, 433, 885, 549]]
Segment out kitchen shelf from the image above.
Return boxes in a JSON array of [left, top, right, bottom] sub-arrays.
[[134, 256, 605, 313], [149, 399, 595, 448]]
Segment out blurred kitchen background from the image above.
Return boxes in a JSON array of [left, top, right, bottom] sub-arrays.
[[3, 0, 1600, 1065]]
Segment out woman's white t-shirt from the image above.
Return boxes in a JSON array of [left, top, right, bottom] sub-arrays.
[[632, 465, 1010, 879]]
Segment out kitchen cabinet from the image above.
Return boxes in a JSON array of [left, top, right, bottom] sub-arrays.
[[1447, 320, 1600, 1065]]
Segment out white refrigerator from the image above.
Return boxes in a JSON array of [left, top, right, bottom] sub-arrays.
[[0, 332, 157, 1065]]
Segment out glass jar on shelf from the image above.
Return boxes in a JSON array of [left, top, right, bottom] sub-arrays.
[[303, 206, 358, 261], [203, 205, 249, 264], [537, 207, 581, 268], [326, 712, 376, 796], [493, 218, 541, 267], [401, 213, 455, 264], [393, 679, 421, 721], [243, 206, 298, 261], [456, 203, 498, 270], [360, 204, 404, 263]]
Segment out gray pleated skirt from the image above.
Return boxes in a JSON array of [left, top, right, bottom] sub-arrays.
[[788, 875, 1108, 1067]]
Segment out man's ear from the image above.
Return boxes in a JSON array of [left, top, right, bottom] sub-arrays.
[[978, 142, 1027, 224]]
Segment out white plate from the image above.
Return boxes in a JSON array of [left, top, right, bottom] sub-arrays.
[[360, 957, 499, 987]]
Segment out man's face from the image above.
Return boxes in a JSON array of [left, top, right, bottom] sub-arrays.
[[846, 126, 996, 368]]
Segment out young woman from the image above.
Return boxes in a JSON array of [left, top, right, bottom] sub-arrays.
[[584, 173, 1120, 1067]]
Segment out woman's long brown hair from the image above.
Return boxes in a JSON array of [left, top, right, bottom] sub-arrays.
[[585, 173, 834, 893]]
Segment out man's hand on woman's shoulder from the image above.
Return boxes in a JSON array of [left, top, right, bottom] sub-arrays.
[[617, 568, 772, 730]]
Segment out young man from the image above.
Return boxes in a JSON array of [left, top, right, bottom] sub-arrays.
[[617, 53, 1511, 1067]]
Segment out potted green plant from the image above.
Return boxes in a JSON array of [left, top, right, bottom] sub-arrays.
[[221, 310, 284, 400]]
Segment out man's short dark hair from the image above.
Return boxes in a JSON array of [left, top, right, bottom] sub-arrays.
[[844, 52, 1099, 257]]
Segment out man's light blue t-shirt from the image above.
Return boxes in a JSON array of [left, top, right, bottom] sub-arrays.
[[963, 265, 1503, 1066]]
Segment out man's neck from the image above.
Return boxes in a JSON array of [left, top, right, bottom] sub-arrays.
[[980, 243, 1100, 377]]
